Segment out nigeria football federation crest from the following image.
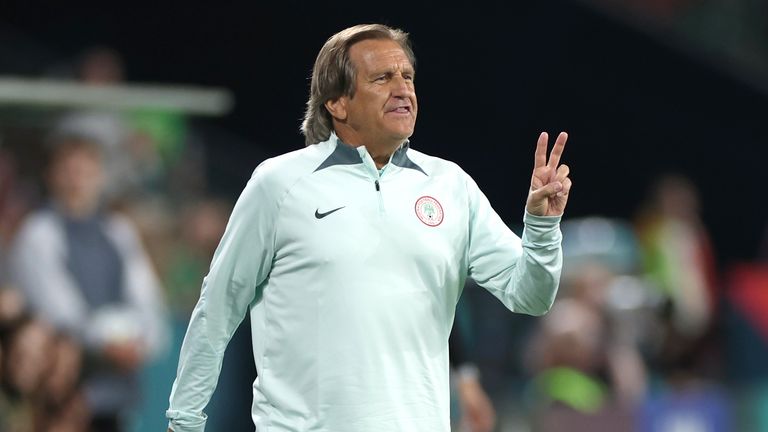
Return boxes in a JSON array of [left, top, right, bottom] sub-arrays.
[[414, 196, 444, 227]]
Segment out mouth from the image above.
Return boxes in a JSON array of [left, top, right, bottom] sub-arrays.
[[386, 105, 412, 114]]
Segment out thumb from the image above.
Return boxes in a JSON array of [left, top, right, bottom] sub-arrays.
[[528, 181, 563, 203]]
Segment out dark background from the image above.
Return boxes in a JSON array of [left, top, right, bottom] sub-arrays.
[[2, 0, 766, 266]]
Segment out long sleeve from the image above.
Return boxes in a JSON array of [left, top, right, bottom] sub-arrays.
[[167, 164, 280, 432], [465, 175, 562, 316], [9, 213, 90, 336]]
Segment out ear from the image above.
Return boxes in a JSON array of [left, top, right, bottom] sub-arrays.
[[325, 96, 348, 122]]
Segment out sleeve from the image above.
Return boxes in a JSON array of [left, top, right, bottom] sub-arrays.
[[166, 164, 280, 432], [465, 174, 562, 316], [8, 214, 90, 336]]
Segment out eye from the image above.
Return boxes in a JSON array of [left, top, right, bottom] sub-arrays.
[[403, 73, 414, 81]]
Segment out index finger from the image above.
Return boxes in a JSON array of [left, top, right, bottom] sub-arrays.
[[534, 132, 548, 169], [547, 132, 568, 169]]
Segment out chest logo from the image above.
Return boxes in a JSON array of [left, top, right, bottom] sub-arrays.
[[414, 196, 444, 227], [315, 206, 345, 219]]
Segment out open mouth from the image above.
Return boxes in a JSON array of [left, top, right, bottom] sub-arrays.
[[387, 106, 411, 114]]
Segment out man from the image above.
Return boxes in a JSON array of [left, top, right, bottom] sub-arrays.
[[10, 136, 168, 431], [167, 24, 571, 432]]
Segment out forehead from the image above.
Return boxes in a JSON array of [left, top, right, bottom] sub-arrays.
[[349, 39, 413, 73]]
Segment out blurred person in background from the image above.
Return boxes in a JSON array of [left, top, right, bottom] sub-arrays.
[[35, 334, 91, 432], [522, 217, 656, 431], [54, 47, 172, 202], [0, 310, 90, 432], [54, 48, 146, 201], [636, 174, 717, 348], [8, 135, 168, 432], [634, 175, 729, 432], [0, 315, 55, 432], [524, 298, 639, 432], [167, 23, 571, 432]]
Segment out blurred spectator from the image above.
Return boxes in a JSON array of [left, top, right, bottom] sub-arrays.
[[53, 47, 164, 204], [0, 316, 55, 432], [54, 47, 202, 205], [636, 174, 718, 373], [525, 299, 637, 431], [0, 293, 90, 432], [35, 334, 91, 432], [559, 217, 657, 401], [8, 135, 168, 432], [633, 175, 732, 431], [521, 217, 662, 431]]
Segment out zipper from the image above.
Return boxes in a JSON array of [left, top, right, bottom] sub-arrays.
[[360, 149, 385, 215], [374, 179, 384, 214]]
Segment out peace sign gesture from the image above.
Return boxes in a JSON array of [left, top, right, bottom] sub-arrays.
[[526, 132, 572, 217]]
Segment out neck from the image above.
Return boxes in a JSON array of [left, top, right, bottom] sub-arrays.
[[333, 129, 404, 169], [367, 145, 398, 169]]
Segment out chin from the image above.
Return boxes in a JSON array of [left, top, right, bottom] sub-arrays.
[[386, 126, 415, 141], [387, 132, 413, 143]]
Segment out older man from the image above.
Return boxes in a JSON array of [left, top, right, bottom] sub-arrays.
[[167, 23, 571, 432]]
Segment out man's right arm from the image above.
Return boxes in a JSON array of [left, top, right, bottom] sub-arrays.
[[166, 164, 280, 432]]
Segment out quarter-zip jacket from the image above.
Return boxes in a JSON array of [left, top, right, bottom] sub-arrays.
[[167, 133, 563, 432]]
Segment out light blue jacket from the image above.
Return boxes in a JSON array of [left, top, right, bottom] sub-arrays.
[[167, 134, 563, 431]]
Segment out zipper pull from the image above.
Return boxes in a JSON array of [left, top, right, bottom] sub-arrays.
[[375, 180, 381, 191]]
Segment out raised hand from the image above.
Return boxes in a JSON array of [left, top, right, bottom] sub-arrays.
[[526, 132, 571, 216]]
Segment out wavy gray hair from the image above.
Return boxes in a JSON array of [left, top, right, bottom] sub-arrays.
[[301, 24, 416, 145]]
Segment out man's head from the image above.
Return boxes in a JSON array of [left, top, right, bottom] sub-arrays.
[[301, 24, 417, 146], [46, 135, 105, 218]]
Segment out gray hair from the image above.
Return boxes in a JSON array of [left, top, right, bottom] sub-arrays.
[[301, 24, 416, 145]]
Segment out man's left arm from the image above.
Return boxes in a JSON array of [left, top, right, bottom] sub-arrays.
[[466, 132, 571, 316]]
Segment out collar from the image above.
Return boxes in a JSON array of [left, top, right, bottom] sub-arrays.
[[314, 132, 426, 176]]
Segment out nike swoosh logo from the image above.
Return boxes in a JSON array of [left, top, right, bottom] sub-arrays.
[[315, 206, 345, 219]]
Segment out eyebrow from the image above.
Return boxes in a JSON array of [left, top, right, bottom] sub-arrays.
[[368, 67, 416, 79]]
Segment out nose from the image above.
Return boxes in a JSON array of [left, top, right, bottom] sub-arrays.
[[390, 73, 414, 98]]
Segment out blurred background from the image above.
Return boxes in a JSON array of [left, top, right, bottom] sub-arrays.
[[1, 0, 767, 431]]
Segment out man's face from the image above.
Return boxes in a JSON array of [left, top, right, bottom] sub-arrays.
[[337, 39, 417, 144]]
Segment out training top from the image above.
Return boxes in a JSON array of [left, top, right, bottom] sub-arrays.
[[167, 133, 563, 432]]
